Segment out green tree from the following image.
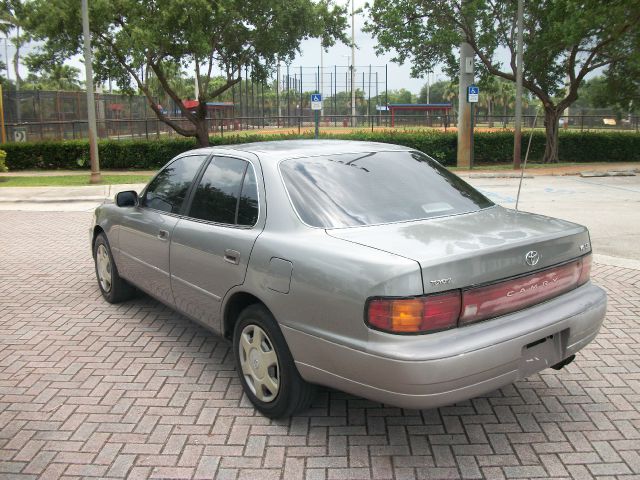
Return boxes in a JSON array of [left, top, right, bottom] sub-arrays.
[[365, 0, 640, 162], [376, 88, 414, 104], [22, 55, 83, 90], [0, 0, 27, 86], [600, 27, 640, 116], [417, 80, 449, 104], [25, 0, 347, 146]]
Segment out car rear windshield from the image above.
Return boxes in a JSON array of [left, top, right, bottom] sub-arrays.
[[280, 150, 493, 228]]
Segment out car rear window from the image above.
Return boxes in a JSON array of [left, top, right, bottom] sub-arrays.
[[280, 150, 493, 228]]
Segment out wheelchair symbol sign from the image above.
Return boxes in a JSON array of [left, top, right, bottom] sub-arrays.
[[13, 127, 27, 142]]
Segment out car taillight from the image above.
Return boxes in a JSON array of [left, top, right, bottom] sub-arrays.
[[578, 253, 592, 286], [459, 259, 583, 326], [366, 255, 593, 334], [366, 291, 461, 334]]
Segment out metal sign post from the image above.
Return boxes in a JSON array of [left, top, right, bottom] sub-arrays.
[[467, 85, 479, 168], [311, 93, 322, 139]]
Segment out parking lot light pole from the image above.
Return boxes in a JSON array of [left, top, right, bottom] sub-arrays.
[[82, 0, 101, 184]]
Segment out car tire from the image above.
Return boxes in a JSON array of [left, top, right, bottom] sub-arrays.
[[233, 304, 316, 418], [93, 232, 136, 303]]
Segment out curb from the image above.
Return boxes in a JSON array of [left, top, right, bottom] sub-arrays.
[[466, 173, 534, 179], [580, 170, 637, 178], [0, 197, 108, 204], [593, 254, 640, 271]]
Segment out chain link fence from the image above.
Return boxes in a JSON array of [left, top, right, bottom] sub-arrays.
[[1, 87, 638, 143]]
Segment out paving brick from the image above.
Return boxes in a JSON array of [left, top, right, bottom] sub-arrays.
[[1, 211, 639, 479]]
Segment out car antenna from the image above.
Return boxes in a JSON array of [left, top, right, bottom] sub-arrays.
[[515, 108, 539, 211]]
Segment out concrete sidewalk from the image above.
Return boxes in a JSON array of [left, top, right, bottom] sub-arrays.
[[0, 183, 146, 204]]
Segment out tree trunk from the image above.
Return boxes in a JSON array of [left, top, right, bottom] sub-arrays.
[[194, 101, 210, 147], [488, 98, 494, 128], [543, 107, 560, 163], [195, 118, 209, 147]]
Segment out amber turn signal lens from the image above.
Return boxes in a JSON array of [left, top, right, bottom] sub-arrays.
[[367, 292, 461, 334]]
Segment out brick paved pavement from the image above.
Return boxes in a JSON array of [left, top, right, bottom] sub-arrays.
[[1, 211, 639, 480]]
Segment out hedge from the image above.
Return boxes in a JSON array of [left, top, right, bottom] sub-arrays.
[[0, 149, 7, 172], [3, 129, 639, 171]]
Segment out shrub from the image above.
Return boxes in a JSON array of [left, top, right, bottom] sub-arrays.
[[0, 149, 7, 172], [2, 130, 639, 171]]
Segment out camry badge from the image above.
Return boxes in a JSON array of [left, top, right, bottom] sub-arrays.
[[525, 250, 540, 266]]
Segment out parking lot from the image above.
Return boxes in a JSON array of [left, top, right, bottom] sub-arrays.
[[1, 175, 639, 479]]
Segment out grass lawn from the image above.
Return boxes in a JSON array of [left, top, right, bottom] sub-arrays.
[[0, 162, 627, 187], [0, 174, 153, 187]]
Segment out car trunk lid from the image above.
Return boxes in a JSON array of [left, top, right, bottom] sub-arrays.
[[326, 206, 591, 294]]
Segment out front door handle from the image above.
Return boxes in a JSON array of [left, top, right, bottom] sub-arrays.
[[224, 249, 240, 265], [158, 229, 169, 240]]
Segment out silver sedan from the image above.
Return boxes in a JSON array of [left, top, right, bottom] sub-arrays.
[[91, 140, 606, 418]]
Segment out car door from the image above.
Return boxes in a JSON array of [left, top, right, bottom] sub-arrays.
[[116, 154, 208, 304], [169, 155, 264, 331]]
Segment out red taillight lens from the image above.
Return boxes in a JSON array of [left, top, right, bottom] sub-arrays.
[[367, 291, 461, 334], [367, 255, 592, 334], [578, 253, 592, 286], [459, 259, 582, 325]]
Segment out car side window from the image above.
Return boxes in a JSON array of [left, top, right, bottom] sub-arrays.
[[237, 166, 259, 226], [188, 157, 259, 226], [142, 155, 206, 214]]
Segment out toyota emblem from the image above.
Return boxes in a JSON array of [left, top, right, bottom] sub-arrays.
[[525, 250, 540, 266]]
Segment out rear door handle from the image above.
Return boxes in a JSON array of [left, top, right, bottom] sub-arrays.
[[224, 249, 240, 265], [158, 229, 169, 240]]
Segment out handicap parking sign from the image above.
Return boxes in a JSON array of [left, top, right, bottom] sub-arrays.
[[467, 85, 479, 103], [311, 93, 322, 110]]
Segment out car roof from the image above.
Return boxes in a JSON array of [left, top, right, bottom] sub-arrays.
[[189, 140, 413, 162]]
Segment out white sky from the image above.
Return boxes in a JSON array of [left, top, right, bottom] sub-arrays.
[[292, 0, 446, 94]]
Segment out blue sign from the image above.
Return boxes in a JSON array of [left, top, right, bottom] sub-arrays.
[[311, 93, 322, 102], [467, 85, 479, 103]]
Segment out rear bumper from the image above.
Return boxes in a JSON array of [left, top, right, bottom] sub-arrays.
[[283, 282, 606, 409]]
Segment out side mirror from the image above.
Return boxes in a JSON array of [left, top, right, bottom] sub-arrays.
[[115, 190, 138, 207]]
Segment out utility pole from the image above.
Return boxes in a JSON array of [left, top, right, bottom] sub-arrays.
[[513, 0, 524, 169], [350, 0, 356, 127], [2, 36, 9, 82], [457, 41, 474, 168], [14, 26, 21, 125], [320, 43, 324, 116], [81, 0, 101, 183], [194, 68, 199, 100], [277, 60, 281, 119]]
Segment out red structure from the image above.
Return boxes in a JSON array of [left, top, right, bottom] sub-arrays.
[[388, 103, 453, 127], [182, 100, 235, 116]]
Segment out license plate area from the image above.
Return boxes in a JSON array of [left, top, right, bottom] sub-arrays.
[[519, 330, 566, 376]]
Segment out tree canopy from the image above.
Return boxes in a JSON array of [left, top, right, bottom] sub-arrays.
[[417, 80, 452, 104], [25, 0, 347, 145], [365, 0, 640, 162]]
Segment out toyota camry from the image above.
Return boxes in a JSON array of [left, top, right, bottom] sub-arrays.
[[91, 140, 607, 418]]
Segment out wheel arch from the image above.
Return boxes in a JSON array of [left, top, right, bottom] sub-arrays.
[[91, 225, 105, 255], [223, 291, 273, 341]]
